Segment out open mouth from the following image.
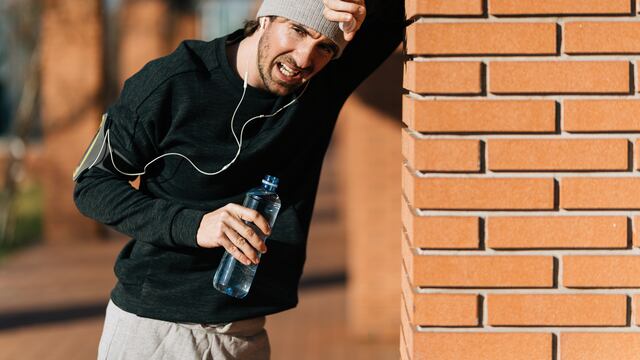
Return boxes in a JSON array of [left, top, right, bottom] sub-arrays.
[[276, 61, 301, 81]]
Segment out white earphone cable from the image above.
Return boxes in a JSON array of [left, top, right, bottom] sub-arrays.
[[94, 55, 310, 178]]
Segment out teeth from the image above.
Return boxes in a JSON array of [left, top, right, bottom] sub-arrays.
[[279, 63, 299, 77]]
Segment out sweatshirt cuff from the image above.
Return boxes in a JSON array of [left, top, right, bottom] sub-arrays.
[[171, 208, 207, 248]]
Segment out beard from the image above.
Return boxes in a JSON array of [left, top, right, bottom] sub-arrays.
[[257, 30, 304, 96]]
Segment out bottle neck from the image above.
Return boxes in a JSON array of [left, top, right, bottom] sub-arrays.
[[262, 184, 277, 192]]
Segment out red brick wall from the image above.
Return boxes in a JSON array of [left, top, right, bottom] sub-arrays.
[[401, 1, 640, 359]]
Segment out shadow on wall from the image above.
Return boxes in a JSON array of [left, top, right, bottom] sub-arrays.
[[353, 48, 404, 121]]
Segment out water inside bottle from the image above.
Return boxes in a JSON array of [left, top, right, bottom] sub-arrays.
[[212, 193, 280, 298]]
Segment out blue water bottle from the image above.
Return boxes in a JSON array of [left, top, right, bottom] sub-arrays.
[[213, 175, 281, 298]]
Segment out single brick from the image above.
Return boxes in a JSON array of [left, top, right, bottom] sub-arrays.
[[413, 332, 553, 360], [562, 333, 640, 360], [488, 139, 629, 171], [566, 22, 640, 54], [416, 293, 479, 326], [564, 100, 640, 132], [561, 178, 640, 209], [402, 97, 557, 133], [488, 294, 628, 326], [490, 0, 632, 16], [490, 61, 632, 95], [487, 216, 628, 249], [406, 22, 557, 55], [402, 130, 481, 172], [406, 0, 484, 18], [402, 166, 555, 210], [402, 196, 480, 249], [409, 255, 554, 287], [404, 61, 482, 94], [564, 256, 640, 288], [402, 270, 479, 326]]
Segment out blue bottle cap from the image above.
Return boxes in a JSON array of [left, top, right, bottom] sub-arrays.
[[262, 175, 279, 188]]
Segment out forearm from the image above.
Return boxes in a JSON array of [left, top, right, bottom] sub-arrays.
[[365, 0, 405, 21], [73, 167, 206, 249], [354, 0, 405, 62]]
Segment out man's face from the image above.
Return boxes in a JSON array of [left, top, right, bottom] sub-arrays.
[[257, 17, 338, 96]]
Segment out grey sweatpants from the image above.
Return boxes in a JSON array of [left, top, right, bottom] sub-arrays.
[[97, 300, 270, 360]]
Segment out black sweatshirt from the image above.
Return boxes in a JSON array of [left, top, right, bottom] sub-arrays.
[[73, 0, 405, 324]]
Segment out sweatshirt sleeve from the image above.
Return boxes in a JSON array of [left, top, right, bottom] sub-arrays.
[[324, 0, 406, 100], [73, 76, 207, 249]]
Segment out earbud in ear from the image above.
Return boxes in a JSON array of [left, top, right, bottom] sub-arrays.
[[260, 18, 267, 29]]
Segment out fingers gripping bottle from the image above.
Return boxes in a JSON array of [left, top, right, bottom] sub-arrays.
[[213, 175, 281, 298]]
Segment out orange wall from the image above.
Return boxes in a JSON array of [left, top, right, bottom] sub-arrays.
[[337, 48, 404, 341], [119, 0, 199, 87], [40, 0, 104, 242], [401, 0, 640, 359]]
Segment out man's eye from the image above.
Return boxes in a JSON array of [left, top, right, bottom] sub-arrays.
[[321, 45, 334, 55], [293, 27, 305, 35]]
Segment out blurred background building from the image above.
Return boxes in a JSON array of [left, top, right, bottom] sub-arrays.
[[0, 0, 402, 358]]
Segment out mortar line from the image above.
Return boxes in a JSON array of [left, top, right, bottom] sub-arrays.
[[482, 290, 487, 327], [409, 170, 640, 178], [414, 16, 640, 23], [414, 210, 640, 216], [634, 59, 638, 95], [415, 249, 640, 256], [558, 18, 565, 56], [406, 92, 640, 100], [411, 55, 639, 61], [404, 128, 640, 139], [632, 292, 636, 329], [556, 329, 560, 360], [415, 327, 640, 333], [416, 288, 640, 295], [633, 137, 637, 174]]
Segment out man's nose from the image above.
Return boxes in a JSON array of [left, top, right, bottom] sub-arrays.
[[292, 43, 315, 71]]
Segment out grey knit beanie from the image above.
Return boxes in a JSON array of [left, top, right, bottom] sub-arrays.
[[256, 0, 348, 58]]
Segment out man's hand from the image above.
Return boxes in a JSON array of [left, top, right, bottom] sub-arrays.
[[196, 203, 271, 266], [323, 0, 366, 41]]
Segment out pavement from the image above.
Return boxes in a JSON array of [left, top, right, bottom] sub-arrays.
[[0, 145, 398, 360]]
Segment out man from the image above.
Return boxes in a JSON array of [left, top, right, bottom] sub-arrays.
[[73, 0, 405, 358]]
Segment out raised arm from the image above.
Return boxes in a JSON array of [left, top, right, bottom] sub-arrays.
[[323, 0, 406, 99]]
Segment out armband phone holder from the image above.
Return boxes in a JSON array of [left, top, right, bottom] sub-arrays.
[[72, 113, 111, 182]]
